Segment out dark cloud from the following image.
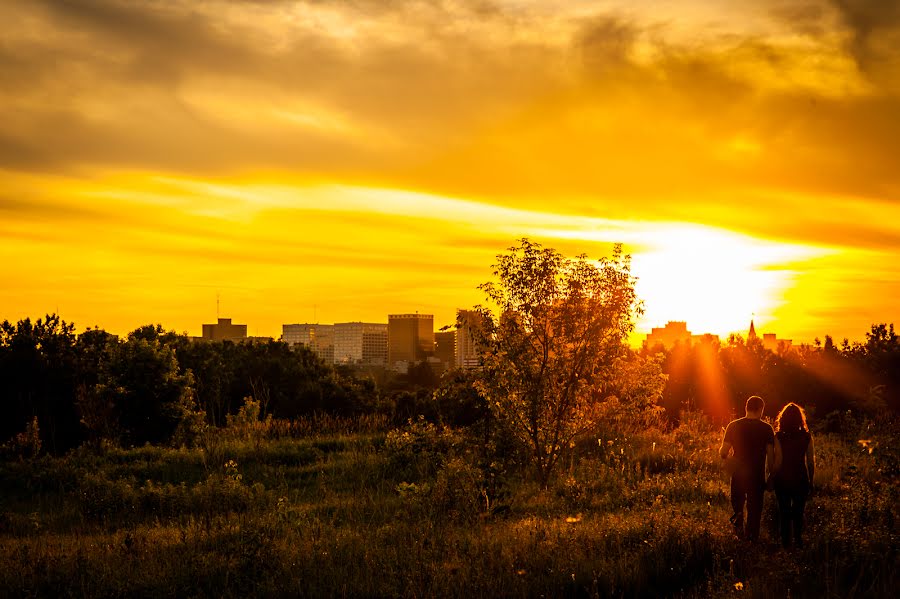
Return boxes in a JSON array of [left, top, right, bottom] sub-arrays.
[[829, 0, 900, 74], [578, 16, 638, 74], [774, 0, 900, 86]]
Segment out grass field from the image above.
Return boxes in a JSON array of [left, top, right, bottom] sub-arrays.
[[1, 413, 898, 598]]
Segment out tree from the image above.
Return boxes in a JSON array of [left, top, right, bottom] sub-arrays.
[[95, 337, 198, 446], [0, 314, 80, 453], [472, 239, 656, 486]]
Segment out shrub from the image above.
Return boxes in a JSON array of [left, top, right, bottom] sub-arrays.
[[1, 417, 42, 460]]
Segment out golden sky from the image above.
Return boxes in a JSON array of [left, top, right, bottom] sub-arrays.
[[2, 0, 899, 342]]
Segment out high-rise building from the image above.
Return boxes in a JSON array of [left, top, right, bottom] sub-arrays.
[[434, 330, 456, 368], [388, 314, 434, 367], [282, 323, 335, 364], [334, 322, 388, 366], [201, 318, 248, 342], [644, 321, 691, 350], [748, 320, 792, 352], [643, 321, 720, 350], [455, 309, 482, 369]]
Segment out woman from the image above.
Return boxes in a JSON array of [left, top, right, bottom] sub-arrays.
[[772, 402, 815, 548]]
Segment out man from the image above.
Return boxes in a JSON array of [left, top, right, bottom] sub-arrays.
[[719, 395, 776, 542]]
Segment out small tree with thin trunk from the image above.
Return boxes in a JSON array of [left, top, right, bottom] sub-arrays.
[[471, 238, 646, 487]]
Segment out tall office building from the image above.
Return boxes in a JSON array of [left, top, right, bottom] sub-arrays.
[[388, 314, 434, 366], [334, 322, 388, 366], [434, 330, 456, 368], [282, 323, 335, 364], [455, 309, 482, 369], [201, 318, 248, 342], [643, 321, 691, 350]]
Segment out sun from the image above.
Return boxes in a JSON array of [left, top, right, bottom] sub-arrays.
[[629, 224, 825, 338]]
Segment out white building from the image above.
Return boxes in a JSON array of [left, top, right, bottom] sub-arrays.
[[455, 309, 482, 369], [282, 323, 335, 364], [334, 322, 388, 366]]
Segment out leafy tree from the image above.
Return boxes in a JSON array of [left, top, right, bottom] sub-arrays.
[[433, 370, 488, 427], [95, 337, 198, 446], [0, 314, 80, 452], [471, 239, 655, 486]]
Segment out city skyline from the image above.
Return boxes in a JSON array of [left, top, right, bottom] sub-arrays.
[[96, 311, 800, 350], [3, 1, 900, 345]]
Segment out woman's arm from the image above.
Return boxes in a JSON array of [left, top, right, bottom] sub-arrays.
[[773, 437, 783, 473], [806, 435, 816, 487]]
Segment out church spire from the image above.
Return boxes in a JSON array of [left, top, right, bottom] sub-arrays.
[[748, 317, 757, 340]]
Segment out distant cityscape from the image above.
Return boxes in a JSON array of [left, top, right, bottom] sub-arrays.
[[196, 311, 792, 374], [643, 319, 792, 352], [196, 310, 483, 375]]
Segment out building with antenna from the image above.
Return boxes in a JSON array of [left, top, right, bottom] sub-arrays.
[[201, 318, 247, 342]]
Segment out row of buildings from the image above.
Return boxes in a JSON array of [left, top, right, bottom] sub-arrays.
[[203, 315, 794, 369], [642, 320, 792, 352], [200, 311, 482, 372]]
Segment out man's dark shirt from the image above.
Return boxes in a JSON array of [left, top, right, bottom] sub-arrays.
[[724, 417, 775, 484]]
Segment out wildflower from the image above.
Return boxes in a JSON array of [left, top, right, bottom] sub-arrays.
[[858, 439, 876, 455]]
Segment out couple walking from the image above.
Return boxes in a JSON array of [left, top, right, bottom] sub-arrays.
[[719, 395, 816, 547]]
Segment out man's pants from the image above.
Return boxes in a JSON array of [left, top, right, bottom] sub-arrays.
[[730, 475, 765, 541]]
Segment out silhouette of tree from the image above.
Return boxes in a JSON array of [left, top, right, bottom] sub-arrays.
[[95, 337, 197, 446], [0, 314, 80, 452], [471, 239, 656, 486]]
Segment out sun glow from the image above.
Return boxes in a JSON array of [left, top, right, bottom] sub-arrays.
[[540, 222, 831, 339], [629, 225, 828, 338]]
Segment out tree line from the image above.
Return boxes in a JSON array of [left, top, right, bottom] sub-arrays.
[[648, 324, 900, 424], [3, 239, 898, 476], [0, 318, 377, 453]]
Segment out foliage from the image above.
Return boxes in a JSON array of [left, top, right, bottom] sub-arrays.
[[1, 415, 898, 598], [471, 238, 658, 486], [432, 370, 488, 427], [0, 314, 80, 453], [91, 336, 199, 446], [0, 416, 42, 460], [0, 316, 390, 452]]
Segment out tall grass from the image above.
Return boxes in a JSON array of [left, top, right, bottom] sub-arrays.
[[1, 412, 898, 597]]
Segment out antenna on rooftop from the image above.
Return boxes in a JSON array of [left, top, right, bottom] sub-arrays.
[[216, 292, 220, 319]]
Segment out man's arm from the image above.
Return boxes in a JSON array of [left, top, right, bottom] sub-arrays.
[[719, 424, 733, 460], [719, 440, 732, 460]]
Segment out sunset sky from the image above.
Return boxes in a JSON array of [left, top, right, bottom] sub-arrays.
[[2, 0, 899, 343]]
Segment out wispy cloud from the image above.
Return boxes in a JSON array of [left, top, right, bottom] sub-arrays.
[[2, 0, 899, 339]]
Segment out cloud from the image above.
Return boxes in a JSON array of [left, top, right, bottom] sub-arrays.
[[829, 0, 900, 78], [2, 0, 900, 255]]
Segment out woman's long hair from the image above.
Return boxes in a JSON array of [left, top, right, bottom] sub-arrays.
[[775, 402, 808, 434]]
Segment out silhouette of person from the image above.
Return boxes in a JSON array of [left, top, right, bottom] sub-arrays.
[[719, 395, 775, 542], [771, 402, 815, 548]]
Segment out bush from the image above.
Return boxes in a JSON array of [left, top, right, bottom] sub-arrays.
[[1, 417, 41, 460], [384, 418, 459, 481]]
